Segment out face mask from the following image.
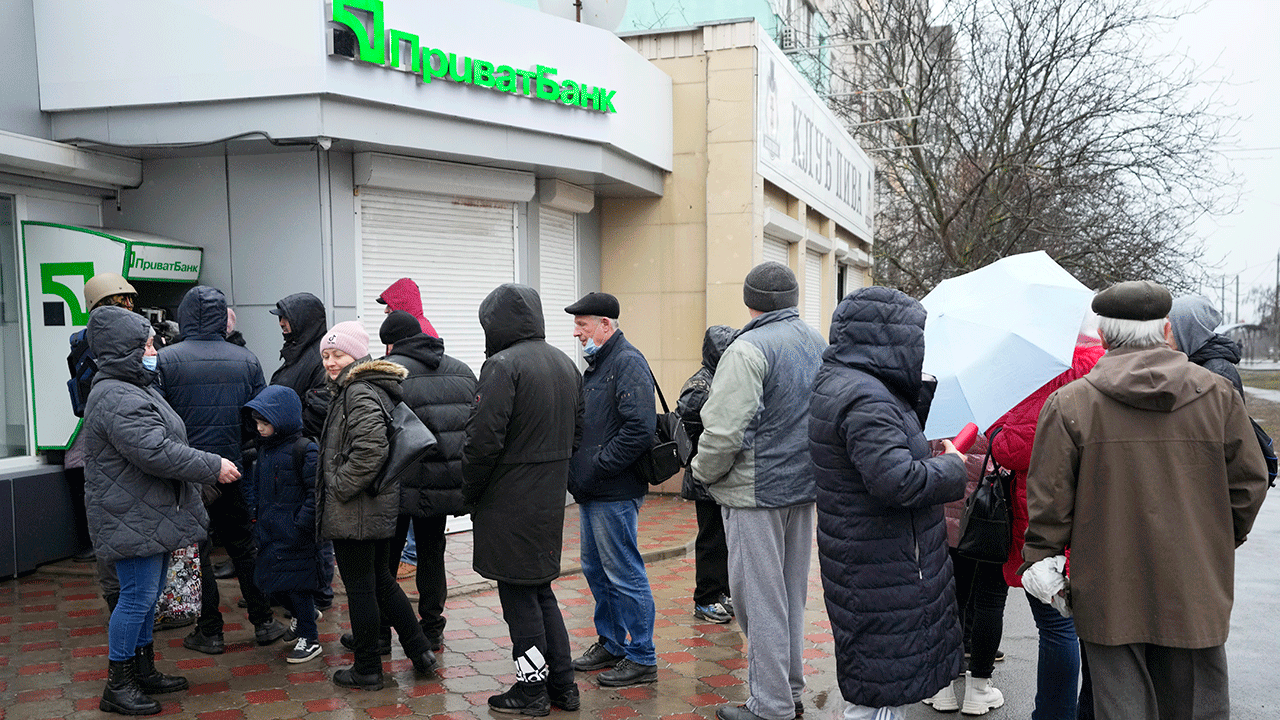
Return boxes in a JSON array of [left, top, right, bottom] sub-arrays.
[[582, 338, 599, 357], [142, 355, 158, 371]]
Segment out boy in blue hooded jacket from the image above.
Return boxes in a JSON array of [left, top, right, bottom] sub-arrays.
[[243, 385, 324, 664]]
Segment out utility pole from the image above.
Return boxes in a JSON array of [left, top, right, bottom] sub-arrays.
[[1235, 275, 1240, 325], [1274, 250, 1279, 360]]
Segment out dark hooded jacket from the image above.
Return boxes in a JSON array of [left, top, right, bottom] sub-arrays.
[[385, 332, 477, 518], [158, 285, 266, 462], [462, 284, 583, 585], [379, 278, 438, 338], [808, 287, 967, 707], [317, 357, 407, 540], [676, 325, 737, 502], [568, 329, 655, 503], [244, 386, 322, 594], [270, 293, 328, 398], [82, 306, 222, 562]]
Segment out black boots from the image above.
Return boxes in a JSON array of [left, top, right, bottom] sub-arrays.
[[100, 658, 161, 716], [488, 682, 552, 716], [133, 643, 189, 694]]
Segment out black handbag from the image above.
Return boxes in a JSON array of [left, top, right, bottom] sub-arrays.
[[347, 382, 438, 496], [636, 376, 683, 486], [956, 428, 1013, 563]]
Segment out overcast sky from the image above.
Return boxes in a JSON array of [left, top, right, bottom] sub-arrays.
[[1168, 0, 1280, 322]]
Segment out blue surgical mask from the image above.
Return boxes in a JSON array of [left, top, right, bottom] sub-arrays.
[[582, 338, 599, 357], [142, 355, 158, 371]]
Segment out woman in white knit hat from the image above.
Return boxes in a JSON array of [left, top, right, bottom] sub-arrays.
[[314, 321, 437, 690]]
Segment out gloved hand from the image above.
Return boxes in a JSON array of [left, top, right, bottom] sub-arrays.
[[1023, 555, 1067, 605]]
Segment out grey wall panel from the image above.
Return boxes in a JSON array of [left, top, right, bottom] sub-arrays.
[[226, 150, 326, 373], [0, 478, 13, 578], [579, 204, 602, 294], [1, 0, 51, 138], [329, 152, 357, 313], [104, 156, 232, 292]]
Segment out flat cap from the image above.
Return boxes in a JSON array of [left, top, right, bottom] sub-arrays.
[[1091, 280, 1172, 321], [565, 292, 620, 319]]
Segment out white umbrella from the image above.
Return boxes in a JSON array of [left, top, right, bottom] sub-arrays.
[[920, 251, 1094, 439]]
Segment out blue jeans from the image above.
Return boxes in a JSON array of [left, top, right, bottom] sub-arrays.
[[110, 554, 168, 662], [1026, 591, 1081, 720], [579, 498, 656, 665], [401, 522, 418, 564]]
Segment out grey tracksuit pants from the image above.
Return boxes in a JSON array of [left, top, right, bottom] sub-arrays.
[[723, 503, 814, 720]]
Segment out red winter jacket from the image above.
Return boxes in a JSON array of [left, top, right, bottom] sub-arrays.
[[987, 343, 1105, 587], [379, 278, 439, 338]]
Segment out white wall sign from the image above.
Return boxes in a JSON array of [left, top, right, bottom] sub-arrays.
[[126, 242, 202, 282], [757, 35, 874, 241]]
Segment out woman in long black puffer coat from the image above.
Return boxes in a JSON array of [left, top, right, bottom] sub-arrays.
[[808, 286, 968, 715]]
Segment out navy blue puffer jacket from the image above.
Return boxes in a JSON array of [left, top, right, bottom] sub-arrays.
[[244, 385, 322, 594], [158, 286, 266, 462], [569, 331, 655, 503], [809, 286, 967, 707]]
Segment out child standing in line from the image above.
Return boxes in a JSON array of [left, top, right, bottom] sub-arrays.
[[243, 385, 324, 664]]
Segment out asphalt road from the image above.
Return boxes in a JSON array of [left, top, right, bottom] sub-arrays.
[[895, 390, 1280, 719]]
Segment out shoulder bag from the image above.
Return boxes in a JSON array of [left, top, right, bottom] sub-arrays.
[[636, 375, 683, 486], [347, 381, 438, 496], [956, 428, 1014, 564]]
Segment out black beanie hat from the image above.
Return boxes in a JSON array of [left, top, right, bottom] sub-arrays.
[[380, 310, 422, 345], [743, 261, 799, 312]]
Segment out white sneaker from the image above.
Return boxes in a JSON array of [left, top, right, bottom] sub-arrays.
[[286, 637, 322, 664], [961, 672, 1004, 715], [922, 678, 959, 713]]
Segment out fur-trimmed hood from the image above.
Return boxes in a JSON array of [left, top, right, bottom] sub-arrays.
[[330, 357, 408, 405]]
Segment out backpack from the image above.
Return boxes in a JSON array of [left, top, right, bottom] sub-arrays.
[[66, 329, 97, 418], [291, 435, 314, 485], [1250, 418, 1277, 488]]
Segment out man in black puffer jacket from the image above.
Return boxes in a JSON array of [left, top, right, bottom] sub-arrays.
[[157, 285, 285, 654], [809, 286, 967, 716], [379, 310, 476, 652], [463, 284, 583, 716]]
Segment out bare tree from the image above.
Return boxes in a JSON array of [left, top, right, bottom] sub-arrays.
[[823, 0, 1237, 296]]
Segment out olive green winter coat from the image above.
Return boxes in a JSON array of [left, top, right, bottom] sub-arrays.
[[317, 358, 407, 540]]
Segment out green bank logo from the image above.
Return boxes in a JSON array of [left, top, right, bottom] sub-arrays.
[[328, 0, 618, 114], [130, 255, 198, 275], [40, 262, 95, 327]]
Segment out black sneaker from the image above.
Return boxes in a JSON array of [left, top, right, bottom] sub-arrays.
[[255, 619, 286, 646], [182, 628, 225, 655], [597, 658, 658, 687], [332, 667, 384, 691], [548, 682, 581, 711], [153, 614, 195, 632], [286, 637, 322, 664], [488, 682, 550, 716], [340, 632, 392, 656], [410, 648, 438, 674], [572, 641, 624, 671]]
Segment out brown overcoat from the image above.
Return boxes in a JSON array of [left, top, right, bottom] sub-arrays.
[[1024, 345, 1268, 648]]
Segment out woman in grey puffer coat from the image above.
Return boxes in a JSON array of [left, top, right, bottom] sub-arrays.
[[315, 321, 436, 691], [83, 306, 238, 716]]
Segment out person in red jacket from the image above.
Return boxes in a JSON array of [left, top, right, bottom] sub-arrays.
[[987, 325, 1105, 720], [377, 278, 439, 338]]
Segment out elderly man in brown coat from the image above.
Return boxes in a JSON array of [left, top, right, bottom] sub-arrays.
[[1022, 280, 1269, 720]]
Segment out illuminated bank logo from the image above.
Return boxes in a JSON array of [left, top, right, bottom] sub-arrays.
[[327, 0, 618, 114], [40, 262, 95, 327]]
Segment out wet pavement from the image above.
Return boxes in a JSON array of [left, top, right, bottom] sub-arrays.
[[4, 486, 1280, 719]]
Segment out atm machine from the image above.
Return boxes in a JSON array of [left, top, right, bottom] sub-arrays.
[[5, 223, 202, 574]]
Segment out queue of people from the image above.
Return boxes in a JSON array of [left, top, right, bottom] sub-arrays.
[[70, 266, 1269, 720]]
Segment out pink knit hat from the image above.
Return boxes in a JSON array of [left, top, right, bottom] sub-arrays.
[[320, 320, 369, 360]]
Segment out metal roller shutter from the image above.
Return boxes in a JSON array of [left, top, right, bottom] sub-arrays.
[[537, 207, 580, 364], [805, 249, 823, 329], [359, 188, 516, 376], [763, 235, 790, 266]]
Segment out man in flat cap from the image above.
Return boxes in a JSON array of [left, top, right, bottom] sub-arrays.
[[692, 262, 826, 720], [1022, 280, 1269, 719], [564, 292, 660, 687]]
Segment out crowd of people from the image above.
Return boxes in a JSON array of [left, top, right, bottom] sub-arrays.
[[68, 265, 1269, 720]]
